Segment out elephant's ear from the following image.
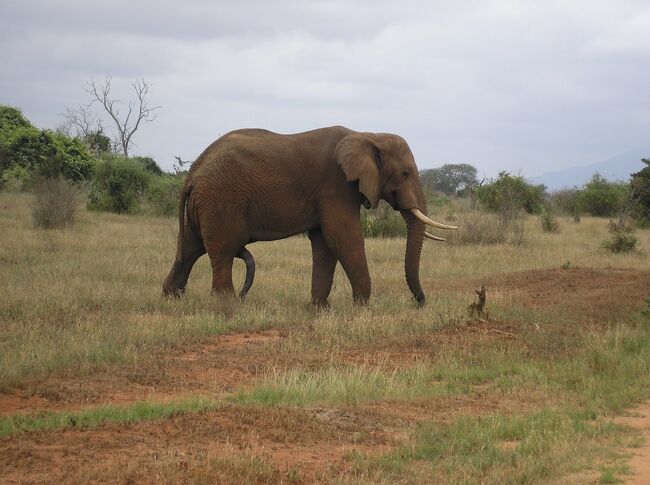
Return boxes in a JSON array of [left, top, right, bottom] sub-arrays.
[[335, 133, 380, 209]]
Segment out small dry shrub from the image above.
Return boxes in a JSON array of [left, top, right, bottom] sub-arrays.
[[540, 212, 560, 233], [602, 230, 638, 254], [31, 177, 79, 229], [448, 211, 524, 246]]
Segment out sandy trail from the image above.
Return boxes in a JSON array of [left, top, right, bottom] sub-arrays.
[[616, 403, 650, 484]]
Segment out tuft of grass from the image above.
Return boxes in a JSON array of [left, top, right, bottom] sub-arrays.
[[231, 364, 454, 406], [0, 397, 218, 437]]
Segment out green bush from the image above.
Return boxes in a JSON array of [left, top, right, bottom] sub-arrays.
[[0, 106, 95, 186], [475, 171, 546, 215], [550, 188, 582, 218], [1, 165, 32, 191], [631, 158, 650, 223], [579, 174, 629, 217], [602, 231, 638, 254], [32, 177, 79, 229], [48, 132, 96, 182], [132, 156, 164, 175], [146, 175, 184, 216], [3, 126, 56, 173], [88, 157, 151, 214]]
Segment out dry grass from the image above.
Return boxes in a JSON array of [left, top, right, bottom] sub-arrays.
[[31, 177, 79, 229], [3, 192, 647, 386], [2, 192, 650, 483]]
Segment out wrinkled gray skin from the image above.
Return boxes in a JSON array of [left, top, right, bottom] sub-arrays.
[[163, 126, 433, 307]]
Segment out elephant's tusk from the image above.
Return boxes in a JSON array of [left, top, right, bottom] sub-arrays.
[[425, 232, 445, 242], [410, 208, 458, 230]]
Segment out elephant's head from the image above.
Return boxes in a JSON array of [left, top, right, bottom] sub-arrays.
[[336, 132, 456, 305]]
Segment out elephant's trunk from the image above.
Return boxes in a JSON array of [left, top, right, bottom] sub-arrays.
[[401, 191, 428, 306]]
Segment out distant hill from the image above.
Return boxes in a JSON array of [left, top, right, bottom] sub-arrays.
[[530, 149, 650, 191]]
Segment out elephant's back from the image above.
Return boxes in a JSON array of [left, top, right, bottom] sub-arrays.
[[190, 127, 350, 182]]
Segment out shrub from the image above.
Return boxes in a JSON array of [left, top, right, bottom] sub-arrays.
[[132, 156, 164, 175], [602, 230, 638, 254], [579, 174, 629, 217], [48, 132, 96, 182], [146, 175, 184, 216], [31, 177, 79, 229], [549, 188, 582, 218], [0, 105, 95, 185], [631, 158, 650, 224], [448, 211, 525, 246], [88, 157, 151, 214], [1, 165, 32, 191], [540, 211, 560, 233], [475, 171, 546, 215]]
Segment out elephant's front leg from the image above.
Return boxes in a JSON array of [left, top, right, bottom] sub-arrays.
[[320, 212, 371, 304], [308, 228, 337, 307]]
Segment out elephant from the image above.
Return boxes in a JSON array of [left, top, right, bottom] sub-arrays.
[[162, 126, 456, 306]]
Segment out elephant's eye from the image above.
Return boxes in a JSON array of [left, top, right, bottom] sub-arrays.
[[402, 170, 410, 178]]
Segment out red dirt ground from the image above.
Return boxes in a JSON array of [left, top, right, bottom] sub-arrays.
[[2, 267, 650, 483]]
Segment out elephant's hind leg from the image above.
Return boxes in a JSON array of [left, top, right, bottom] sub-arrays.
[[204, 240, 237, 296], [308, 228, 337, 307]]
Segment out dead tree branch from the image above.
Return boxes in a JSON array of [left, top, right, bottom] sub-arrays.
[[86, 77, 161, 158], [60, 105, 104, 138]]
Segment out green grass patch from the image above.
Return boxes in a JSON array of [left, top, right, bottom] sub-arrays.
[[354, 408, 636, 484], [0, 397, 218, 437], [231, 364, 455, 406]]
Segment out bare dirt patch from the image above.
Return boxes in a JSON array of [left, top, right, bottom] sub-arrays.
[[0, 388, 543, 484], [0, 329, 285, 416], [450, 267, 650, 323], [0, 404, 396, 484]]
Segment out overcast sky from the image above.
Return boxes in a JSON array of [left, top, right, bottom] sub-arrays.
[[1, 0, 649, 176]]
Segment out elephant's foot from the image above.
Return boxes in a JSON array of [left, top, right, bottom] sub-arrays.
[[352, 295, 370, 306], [162, 286, 185, 298], [311, 298, 331, 310]]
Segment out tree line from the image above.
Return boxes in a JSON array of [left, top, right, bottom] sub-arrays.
[[1, 85, 649, 233]]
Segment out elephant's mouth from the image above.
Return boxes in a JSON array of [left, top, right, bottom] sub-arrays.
[[383, 191, 399, 210]]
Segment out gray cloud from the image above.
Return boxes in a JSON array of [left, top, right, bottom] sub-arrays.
[[1, 0, 648, 176]]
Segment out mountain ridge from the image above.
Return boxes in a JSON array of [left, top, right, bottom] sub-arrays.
[[529, 149, 649, 190]]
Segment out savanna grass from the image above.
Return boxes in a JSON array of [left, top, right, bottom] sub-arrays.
[[232, 364, 455, 406], [1, 192, 649, 387], [2, 192, 650, 483], [0, 397, 218, 437], [352, 408, 636, 484]]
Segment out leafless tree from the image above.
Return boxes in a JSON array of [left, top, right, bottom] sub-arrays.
[[86, 77, 161, 158], [60, 104, 104, 138]]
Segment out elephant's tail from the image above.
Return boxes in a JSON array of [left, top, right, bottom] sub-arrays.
[[175, 184, 193, 263], [236, 246, 255, 299]]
